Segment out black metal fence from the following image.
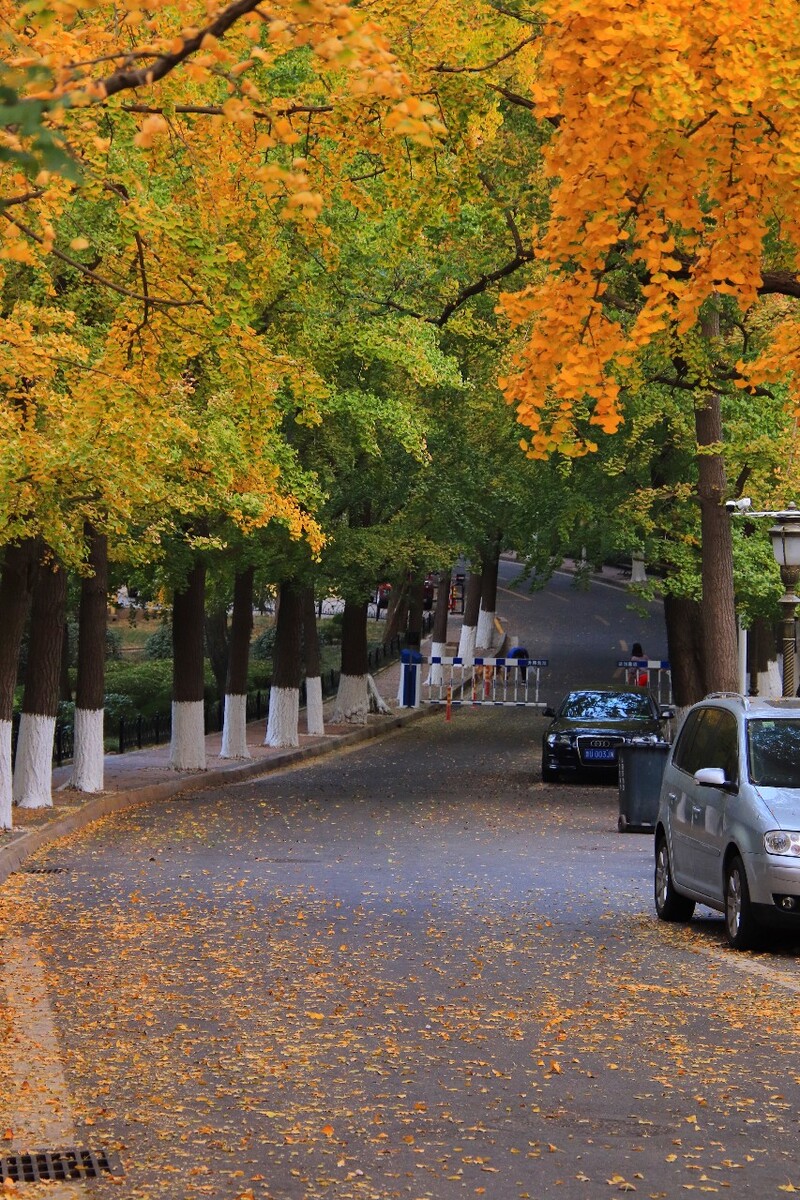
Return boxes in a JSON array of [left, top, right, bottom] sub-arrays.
[[13, 627, 422, 768]]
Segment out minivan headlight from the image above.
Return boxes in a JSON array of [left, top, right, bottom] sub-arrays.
[[764, 830, 800, 856]]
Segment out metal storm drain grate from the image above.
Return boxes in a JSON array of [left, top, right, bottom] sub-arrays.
[[21, 866, 68, 875], [0, 1148, 123, 1184]]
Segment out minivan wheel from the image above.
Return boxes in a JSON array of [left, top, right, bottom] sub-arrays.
[[655, 834, 695, 922], [725, 855, 759, 951]]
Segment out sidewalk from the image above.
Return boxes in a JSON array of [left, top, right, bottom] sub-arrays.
[[0, 615, 488, 885]]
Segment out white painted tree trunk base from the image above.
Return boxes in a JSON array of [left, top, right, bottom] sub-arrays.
[[367, 675, 391, 715], [220, 693, 252, 759], [69, 708, 105, 792], [305, 676, 325, 736], [332, 674, 369, 725], [425, 641, 446, 686], [757, 659, 784, 698], [13, 714, 56, 809], [630, 556, 647, 584], [169, 701, 206, 770], [458, 624, 477, 666], [476, 607, 496, 649], [0, 720, 11, 829], [265, 686, 300, 748]]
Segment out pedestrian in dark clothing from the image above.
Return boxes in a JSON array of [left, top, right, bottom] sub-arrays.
[[507, 644, 529, 682]]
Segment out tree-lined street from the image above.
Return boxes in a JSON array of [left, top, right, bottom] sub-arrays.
[[3, 578, 800, 1199], [4, 4, 800, 1195]]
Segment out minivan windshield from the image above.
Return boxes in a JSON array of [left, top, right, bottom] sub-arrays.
[[747, 718, 800, 787]]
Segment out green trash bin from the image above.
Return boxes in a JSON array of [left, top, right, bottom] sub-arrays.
[[617, 742, 670, 833]]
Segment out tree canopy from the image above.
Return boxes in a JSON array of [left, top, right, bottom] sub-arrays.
[[1, 0, 797, 697]]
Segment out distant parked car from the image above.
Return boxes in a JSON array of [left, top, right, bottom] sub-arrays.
[[541, 689, 673, 782], [655, 693, 800, 950]]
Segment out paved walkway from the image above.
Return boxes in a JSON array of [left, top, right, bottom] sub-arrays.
[[0, 615, 503, 884]]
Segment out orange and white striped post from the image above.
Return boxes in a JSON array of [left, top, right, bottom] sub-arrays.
[[445, 685, 452, 722]]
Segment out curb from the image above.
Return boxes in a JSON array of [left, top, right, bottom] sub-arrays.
[[0, 702, 437, 887]]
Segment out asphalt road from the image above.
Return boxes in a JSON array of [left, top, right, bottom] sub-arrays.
[[4, 697, 800, 1200], [496, 560, 669, 701]]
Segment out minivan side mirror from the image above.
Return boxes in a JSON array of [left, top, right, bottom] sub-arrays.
[[659, 707, 675, 720], [694, 766, 737, 793]]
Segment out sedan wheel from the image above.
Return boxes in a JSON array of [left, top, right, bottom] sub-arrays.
[[725, 855, 759, 951], [654, 835, 695, 922]]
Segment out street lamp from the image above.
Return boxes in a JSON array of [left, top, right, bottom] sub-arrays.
[[769, 503, 800, 698]]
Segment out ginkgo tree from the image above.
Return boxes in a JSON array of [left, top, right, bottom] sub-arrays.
[[498, 0, 800, 696]]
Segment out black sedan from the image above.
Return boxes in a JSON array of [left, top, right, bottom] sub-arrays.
[[541, 689, 673, 782]]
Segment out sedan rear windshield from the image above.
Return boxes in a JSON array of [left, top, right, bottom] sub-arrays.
[[561, 692, 654, 720], [747, 719, 800, 787]]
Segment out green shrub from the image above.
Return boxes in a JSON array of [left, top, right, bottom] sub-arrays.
[[317, 614, 343, 645], [247, 665, 273, 691], [251, 625, 277, 660], [103, 693, 137, 723], [103, 658, 221, 716], [106, 629, 123, 661], [104, 660, 174, 716], [144, 625, 173, 660]]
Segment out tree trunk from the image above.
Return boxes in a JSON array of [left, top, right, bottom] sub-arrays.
[[265, 579, 303, 748], [477, 543, 501, 648], [696, 313, 739, 693], [664, 594, 705, 711], [0, 540, 39, 827], [332, 600, 369, 724], [170, 560, 207, 770], [70, 525, 108, 792], [427, 567, 452, 687], [60, 620, 72, 702], [457, 570, 483, 664], [13, 551, 67, 809], [302, 587, 324, 736], [406, 574, 425, 649], [221, 565, 254, 759], [383, 578, 409, 644], [205, 603, 229, 703]]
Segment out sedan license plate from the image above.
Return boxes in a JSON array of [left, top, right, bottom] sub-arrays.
[[583, 747, 617, 762]]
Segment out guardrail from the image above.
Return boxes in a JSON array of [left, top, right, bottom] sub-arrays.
[[409, 655, 550, 709]]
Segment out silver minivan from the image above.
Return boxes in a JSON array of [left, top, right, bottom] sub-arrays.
[[654, 694, 800, 950]]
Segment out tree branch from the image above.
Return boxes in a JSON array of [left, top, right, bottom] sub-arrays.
[[1, 212, 205, 310], [429, 33, 538, 75], [434, 246, 534, 325], [88, 0, 269, 102], [651, 372, 774, 399], [672, 252, 800, 299], [1, 189, 46, 210], [120, 101, 333, 118]]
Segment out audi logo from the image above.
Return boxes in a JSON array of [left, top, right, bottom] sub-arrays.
[[589, 739, 612, 748]]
